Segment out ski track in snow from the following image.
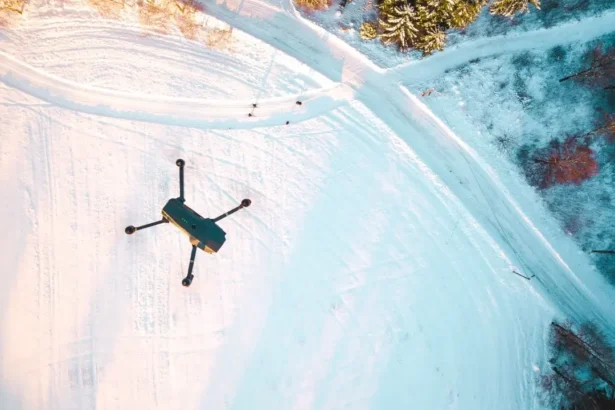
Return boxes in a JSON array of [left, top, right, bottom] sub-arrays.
[[1, 1, 615, 410]]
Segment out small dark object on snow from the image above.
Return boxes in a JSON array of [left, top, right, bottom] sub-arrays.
[[296, 101, 302, 105], [252, 103, 257, 108], [248, 113, 253, 117], [339, 0, 351, 9], [125, 159, 252, 288], [286, 121, 290, 125]]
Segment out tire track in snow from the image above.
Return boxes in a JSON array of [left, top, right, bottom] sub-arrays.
[[0, 50, 353, 129]]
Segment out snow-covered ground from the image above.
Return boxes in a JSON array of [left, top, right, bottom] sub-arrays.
[[1, 0, 615, 409]]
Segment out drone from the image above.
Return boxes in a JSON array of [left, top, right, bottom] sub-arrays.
[[125, 159, 252, 287]]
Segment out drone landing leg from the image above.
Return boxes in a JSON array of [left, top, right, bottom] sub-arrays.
[[182, 245, 198, 287], [125, 218, 168, 235]]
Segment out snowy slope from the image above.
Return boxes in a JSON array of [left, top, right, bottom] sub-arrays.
[[1, 82, 555, 410], [1, 0, 614, 409]]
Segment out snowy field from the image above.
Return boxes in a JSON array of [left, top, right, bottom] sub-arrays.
[[2, 0, 615, 410]]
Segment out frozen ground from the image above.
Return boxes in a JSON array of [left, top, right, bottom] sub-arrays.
[[1, 0, 615, 410]]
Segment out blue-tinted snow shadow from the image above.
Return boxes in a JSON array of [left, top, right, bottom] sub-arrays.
[[193, 107, 419, 409]]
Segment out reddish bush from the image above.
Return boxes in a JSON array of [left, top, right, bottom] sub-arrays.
[[533, 137, 599, 189]]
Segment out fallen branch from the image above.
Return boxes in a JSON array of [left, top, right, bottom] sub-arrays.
[[512, 270, 535, 280]]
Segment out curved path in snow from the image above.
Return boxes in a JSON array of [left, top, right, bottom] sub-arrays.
[[0, 50, 353, 129], [390, 9, 615, 83]]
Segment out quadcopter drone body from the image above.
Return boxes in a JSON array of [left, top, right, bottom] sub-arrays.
[[125, 159, 251, 287]]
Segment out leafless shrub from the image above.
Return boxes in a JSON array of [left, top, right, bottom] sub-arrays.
[[560, 44, 615, 90], [205, 26, 233, 50], [294, 0, 330, 11], [88, 0, 125, 18], [0, 0, 26, 26], [137, 0, 172, 34], [538, 321, 615, 410]]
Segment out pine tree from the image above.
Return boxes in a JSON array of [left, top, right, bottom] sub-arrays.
[[359, 21, 378, 40], [489, 0, 540, 18], [377, 0, 490, 54], [432, 0, 456, 23], [414, 27, 446, 54], [378, 3, 420, 50], [449, 0, 485, 28]]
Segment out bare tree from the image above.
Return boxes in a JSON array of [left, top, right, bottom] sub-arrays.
[[533, 137, 599, 189], [581, 114, 615, 142], [560, 44, 615, 90], [0, 0, 26, 26], [538, 321, 615, 410], [0, 0, 26, 14], [88, 0, 125, 18]]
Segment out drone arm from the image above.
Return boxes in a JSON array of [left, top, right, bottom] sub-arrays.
[[182, 245, 198, 287], [177, 160, 185, 202], [213, 199, 252, 223], [125, 218, 168, 234]]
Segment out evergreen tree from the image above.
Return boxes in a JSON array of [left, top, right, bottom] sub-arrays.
[[449, 0, 486, 28], [378, 2, 420, 50], [415, 27, 446, 54], [359, 21, 378, 40], [489, 0, 540, 18], [377, 0, 489, 54]]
